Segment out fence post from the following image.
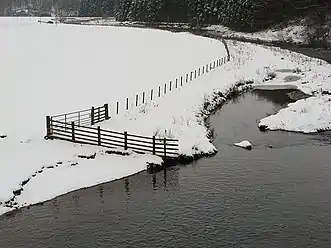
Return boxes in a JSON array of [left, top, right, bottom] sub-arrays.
[[136, 95, 138, 106], [151, 89, 154, 100], [142, 92, 145, 104], [164, 83, 167, 94], [190, 71, 193, 81], [175, 78, 178, 88], [203, 65, 205, 74], [163, 138, 167, 159], [199, 68, 201, 76], [98, 107, 101, 122], [153, 136, 156, 155], [104, 103, 110, 120], [181, 76, 183, 86], [46, 116, 51, 137], [186, 73, 188, 82], [214, 61, 216, 68], [126, 98, 129, 110], [98, 126, 101, 146], [124, 131, 128, 150], [116, 102, 119, 114], [91, 107, 95, 125], [170, 81, 172, 91], [206, 64, 209, 73], [195, 69, 197, 78], [158, 86, 161, 97], [71, 122, 75, 142]]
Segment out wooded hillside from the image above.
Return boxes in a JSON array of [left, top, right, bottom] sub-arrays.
[[2, 0, 330, 33]]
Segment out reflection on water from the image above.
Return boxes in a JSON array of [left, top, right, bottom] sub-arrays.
[[1, 90, 331, 248], [253, 89, 295, 105]]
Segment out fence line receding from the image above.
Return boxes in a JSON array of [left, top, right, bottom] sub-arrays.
[[46, 54, 230, 159], [46, 115, 179, 159]]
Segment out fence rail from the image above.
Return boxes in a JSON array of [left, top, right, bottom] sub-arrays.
[[51, 104, 110, 126], [46, 119, 179, 158]]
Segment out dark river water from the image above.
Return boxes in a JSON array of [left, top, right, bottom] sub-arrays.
[[1, 90, 331, 248]]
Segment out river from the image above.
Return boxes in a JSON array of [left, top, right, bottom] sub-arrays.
[[1, 90, 331, 247]]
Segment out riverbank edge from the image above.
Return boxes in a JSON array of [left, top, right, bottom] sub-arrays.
[[61, 19, 330, 55], [60, 18, 331, 160], [1, 19, 327, 217]]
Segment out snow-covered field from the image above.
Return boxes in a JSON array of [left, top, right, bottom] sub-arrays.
[[1, 17, 331, 215], [0, 17, 226, 214], [64, 17, 317, 46]]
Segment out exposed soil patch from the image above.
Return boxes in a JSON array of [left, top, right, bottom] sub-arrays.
[[276, 69, 295, 73], [78, 153, 96, 160], [287, 90, 311, 101], [21, 178, 30, 187], [105, 150, 131, 156], [322, 90, 331, 95]]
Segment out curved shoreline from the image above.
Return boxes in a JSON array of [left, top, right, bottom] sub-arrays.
[[61, 18, 331, 63], [1, 19, 330, 217]]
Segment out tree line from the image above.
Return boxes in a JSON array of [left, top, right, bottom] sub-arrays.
[[2, 0, 330, 32], [1, 0, 81, 16], [82, 0, 330, 31]]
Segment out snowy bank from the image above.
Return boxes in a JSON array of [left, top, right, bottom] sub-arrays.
[[259, 96, 331, 133], [206, 24, 308, 45]]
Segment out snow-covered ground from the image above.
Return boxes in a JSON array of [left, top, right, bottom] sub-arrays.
[[1, 17, 331, 215], [0, 17, 226, 214], [259, 96, 331, 133], [206, 24, 307, 44], [63, 17, 318, 46]]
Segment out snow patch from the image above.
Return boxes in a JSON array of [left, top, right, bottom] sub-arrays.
[[234, 140, 252, 150], [259, 96, 331, 133]]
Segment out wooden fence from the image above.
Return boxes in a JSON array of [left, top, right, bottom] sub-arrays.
[[45, 119, 179, 158], [45, 56, 228, 158], [51, 104, 110, 127], [114, 56, 229, 115]]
